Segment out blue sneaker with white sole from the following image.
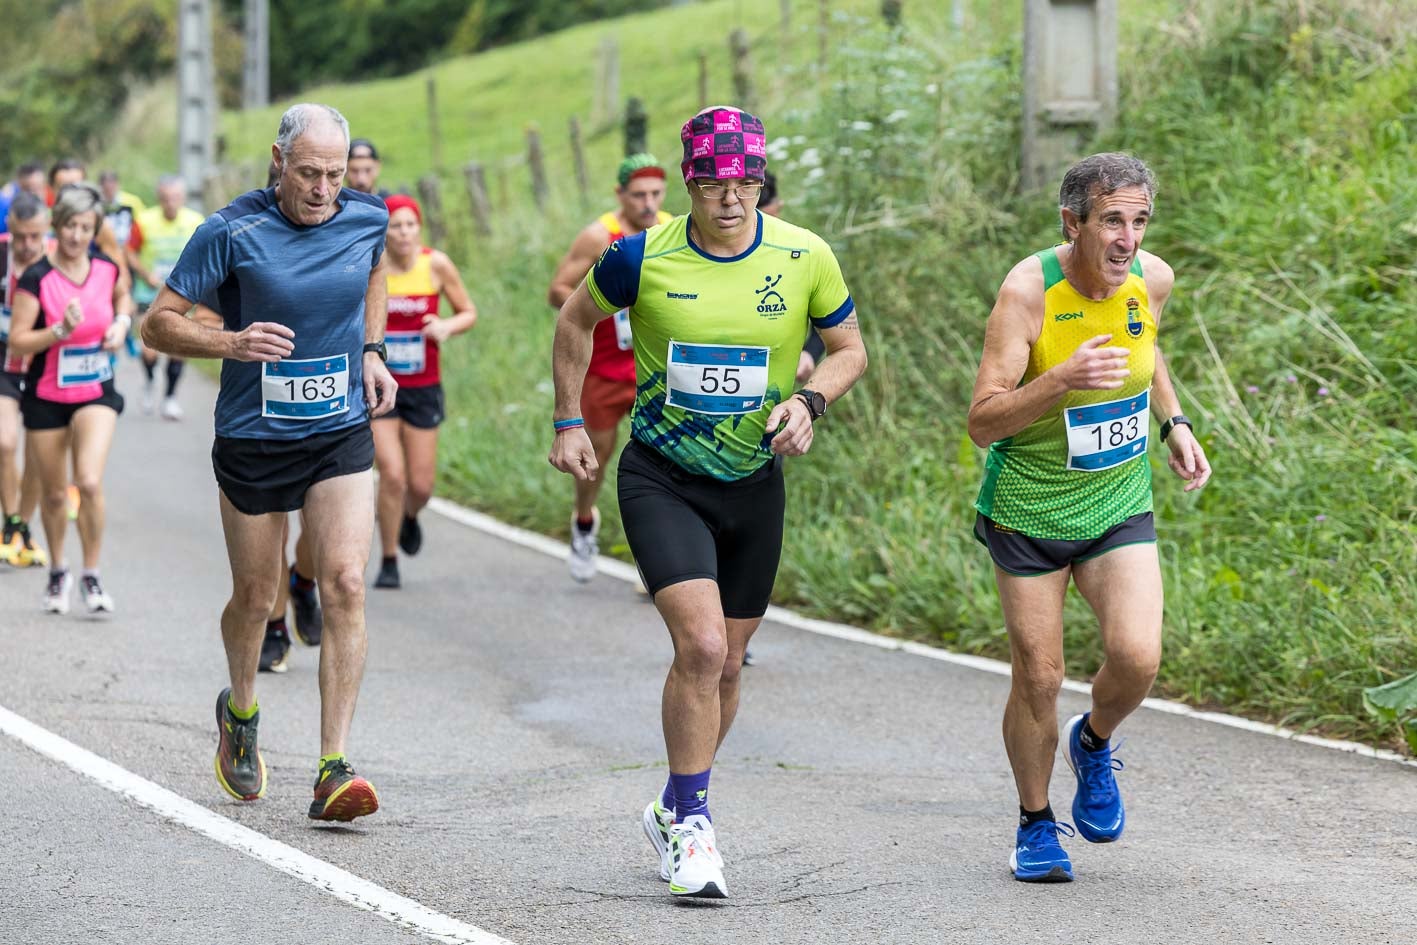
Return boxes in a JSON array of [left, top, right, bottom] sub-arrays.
[[1010, 819, 1075, 882], [1064, 713, 1126, 843]]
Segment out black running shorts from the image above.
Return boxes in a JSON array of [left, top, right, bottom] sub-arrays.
[[376, 383, 445, 429], [617, 438, 785, 619], [973, 511, 1156, 576], [21, 380, 124, 430], [213, 422, 374, 516], [0, 370, 22, 401]]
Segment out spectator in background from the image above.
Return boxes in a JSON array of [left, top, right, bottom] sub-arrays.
[[98, 170, 146, 249]]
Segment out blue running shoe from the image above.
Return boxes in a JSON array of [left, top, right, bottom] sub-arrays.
[[1064, 713, 1126, 843], [1010, 819, 1075, 882]]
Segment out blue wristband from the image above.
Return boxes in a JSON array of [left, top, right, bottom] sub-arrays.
[[553, 418, 585, 432]]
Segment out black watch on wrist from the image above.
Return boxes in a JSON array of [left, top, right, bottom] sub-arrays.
[[794, 389, 827, 422], [363, 341, 387, 363], [1159, 414, 1192, 442]]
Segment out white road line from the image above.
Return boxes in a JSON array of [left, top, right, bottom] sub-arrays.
[[426, 496, 1417, 771], [0, 704, 515, 945]]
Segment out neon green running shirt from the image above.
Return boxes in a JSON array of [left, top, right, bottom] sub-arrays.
[[586, 211, 854, 481]]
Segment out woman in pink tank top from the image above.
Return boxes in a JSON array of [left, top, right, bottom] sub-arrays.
[[7, 183, 133, 616]]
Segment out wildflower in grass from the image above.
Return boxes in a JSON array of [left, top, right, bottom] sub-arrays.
[[1245, 385, 1259, 393], [1318, 387, 1330, 396], [1286, 374, 1298, 383], [1315, 514, 1327, 522]]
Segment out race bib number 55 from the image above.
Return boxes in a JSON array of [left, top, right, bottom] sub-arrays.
[[1065, 389, 1149, 472], [262, 354, 350, 419], [665, 340, 769, 415]]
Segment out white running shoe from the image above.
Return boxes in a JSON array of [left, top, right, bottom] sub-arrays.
[[44, 569, 73, 615], [161, 397, 184, 421], [141, 379, 156, 415], [668, 815, 727, 899], [642, 799, 675, 881], [568, 509, 599, 584], [82, 574, 115, 614]]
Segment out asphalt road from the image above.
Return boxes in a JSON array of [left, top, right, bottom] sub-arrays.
[[2, 360, 1414, 945]]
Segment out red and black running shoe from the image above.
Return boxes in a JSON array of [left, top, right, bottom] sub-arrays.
[[213, 687, 266, 801], [308, 757, 379, 822]]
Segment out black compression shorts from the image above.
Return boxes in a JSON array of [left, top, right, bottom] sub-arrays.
[[617, 438, 785, 619]]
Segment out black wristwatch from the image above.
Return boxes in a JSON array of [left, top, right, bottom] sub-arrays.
[[1159, 414, 1192, 442], [363, 341, 387, 362], [793, 389, 827, 422]]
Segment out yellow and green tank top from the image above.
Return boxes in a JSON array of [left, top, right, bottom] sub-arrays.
[[586, 211, 854, 481], [974, 246, 1156, 540]]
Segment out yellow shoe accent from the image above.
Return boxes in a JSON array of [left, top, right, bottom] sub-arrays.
[[66, 485, 80, 521]]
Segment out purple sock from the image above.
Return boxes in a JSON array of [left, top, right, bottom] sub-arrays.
[[659, 778, 675, 813], [669, 769, 711, 822]]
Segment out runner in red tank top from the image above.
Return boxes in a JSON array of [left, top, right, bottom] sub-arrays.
[[546, 154, 670, 583], [371, 195, 478, 590]]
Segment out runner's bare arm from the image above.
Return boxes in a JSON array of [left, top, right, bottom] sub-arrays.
[[140, 286, 294, 362], [767, 311, 871, 457], [546, 224, 609, 309], [426, 251, 478, 341], [101, 268, 135, 351], [363, 255, 397, 418], [548, 282, 612, 480], [967, 257, 1131, 447], [4, 290, 58, 357]]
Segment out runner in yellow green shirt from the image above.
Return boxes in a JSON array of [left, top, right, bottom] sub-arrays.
[[549, 105, 868, 900]]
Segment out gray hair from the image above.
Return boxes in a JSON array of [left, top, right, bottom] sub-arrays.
[[1058, 153, 1157, 236], [52, 183, 103, 232], [6, 190, 48, 224], [275, 103, 351, 160], [156, 174, 186, 192]]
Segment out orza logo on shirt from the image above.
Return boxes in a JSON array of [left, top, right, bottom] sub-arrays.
[[755, 274, 787, 318]]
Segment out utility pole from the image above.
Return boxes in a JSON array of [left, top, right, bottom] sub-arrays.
[[242, 0, 269, 109], [178, 0, 217, 210]]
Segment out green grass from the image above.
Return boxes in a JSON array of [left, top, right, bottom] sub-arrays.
[[96, 0, 1417, 751]]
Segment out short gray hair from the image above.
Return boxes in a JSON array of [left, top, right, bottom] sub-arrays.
[[275, 103, 351, 160], [1059, 153, 1157, 235], [52, 183, 103, 232], [156, 174, 186, 192], [6, 190, 48, 224]]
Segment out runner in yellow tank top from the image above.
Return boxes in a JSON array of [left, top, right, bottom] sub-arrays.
[[966, 154, 1211, 884]]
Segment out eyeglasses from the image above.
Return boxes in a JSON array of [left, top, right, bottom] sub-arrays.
[[693, 180, 765, 200]]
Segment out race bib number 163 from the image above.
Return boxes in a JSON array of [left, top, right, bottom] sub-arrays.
[[261, 354, 350, 420]]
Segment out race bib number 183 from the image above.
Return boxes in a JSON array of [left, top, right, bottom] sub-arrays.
[[665, 340, 769, 415], [262, 354, 350, 419], [1064, 389, 1149, 472]]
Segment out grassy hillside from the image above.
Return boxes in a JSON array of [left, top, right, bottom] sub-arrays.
[[95, 0, 1417, 750]]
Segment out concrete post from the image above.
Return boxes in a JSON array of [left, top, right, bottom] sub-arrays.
[[241, 0, 269, 110], [1021, 0, 1118, 192], [178, 0, 217, 211]]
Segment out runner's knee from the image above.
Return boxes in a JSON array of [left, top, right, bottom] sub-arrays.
[[1103, 637, 1161, 685], [673, 626, 730, 683], [319, 565, 366, 610], [379, 464, 407, 496], [73, 472, 103, 501], [229, 578, 278, 620], [1011, 652, 1066, 706]]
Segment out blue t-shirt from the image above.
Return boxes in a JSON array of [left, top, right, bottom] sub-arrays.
[[167, 187, 388, 439]]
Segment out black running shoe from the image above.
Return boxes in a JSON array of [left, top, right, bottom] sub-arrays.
[[374, 556, 400, 589], [214, 687, 266, 800], [398, 514, 423, 556], [308, 757, 379, 822], [289, 565, 322, 647], [259, 621, 291, 673]]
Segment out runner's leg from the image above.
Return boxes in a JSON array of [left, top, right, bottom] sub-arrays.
[[270, 517, 291, 622], [371, 418, 404, 559], [300, 468, 375, 756], [400, 421, 438, 519], [717, 616, 763, 749], [1070, 543, 1164, 737], [996, 566, 1072, 811], [28, 428, 71, 568], [69, 406, 117, 570], [657, 578, 730, 774], [0, 397, 19, 515], [217, 493, 287, 713]]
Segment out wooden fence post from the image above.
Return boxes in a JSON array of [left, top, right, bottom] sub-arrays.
[[697, 48, 710, 108], [527, 127, 548, 212], [463, 161, 492, 237], [569, 117, 590, 210], [417, 174, 446, 246], [426, 75, 444, 173], [624, 97, 648, 156], [729, 29, 753, 109]]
